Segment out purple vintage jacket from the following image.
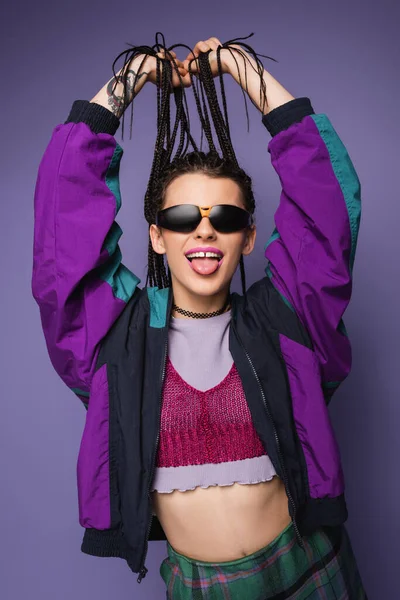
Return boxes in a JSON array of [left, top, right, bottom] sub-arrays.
[[32, 97, 361, 582]]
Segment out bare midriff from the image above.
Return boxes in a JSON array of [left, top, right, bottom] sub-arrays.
[[150, 475, 292, 562]]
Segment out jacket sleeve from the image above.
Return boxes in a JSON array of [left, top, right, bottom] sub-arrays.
[[32, 100, 141, 407], [262, 97, 361, 403]]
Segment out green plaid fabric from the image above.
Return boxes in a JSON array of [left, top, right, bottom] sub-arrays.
[[159, 521, 367, 599]]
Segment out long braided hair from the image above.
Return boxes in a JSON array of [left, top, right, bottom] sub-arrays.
[[110, 32, 277, 293]]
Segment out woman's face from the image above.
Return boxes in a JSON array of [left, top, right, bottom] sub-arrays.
[[149, 173, 256, 306]]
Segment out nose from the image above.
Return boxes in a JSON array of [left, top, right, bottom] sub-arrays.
[[193, 216, 217, 240]]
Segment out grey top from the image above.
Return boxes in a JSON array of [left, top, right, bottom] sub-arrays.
[[168, 310, 233, 391]]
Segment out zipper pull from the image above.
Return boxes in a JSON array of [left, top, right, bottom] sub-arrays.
[[137, 565, 148, 583]]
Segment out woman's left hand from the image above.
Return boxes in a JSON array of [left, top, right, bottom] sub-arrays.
[[182, 38, 294, 115], [183, 37, 237, 78]]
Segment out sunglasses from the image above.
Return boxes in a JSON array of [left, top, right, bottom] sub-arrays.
[[155, 204, 254, 234]]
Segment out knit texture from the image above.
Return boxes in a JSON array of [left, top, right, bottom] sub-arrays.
[[151, 314, 278, 496], [155, 357, 268, 469], [64, 100, 120, 135]]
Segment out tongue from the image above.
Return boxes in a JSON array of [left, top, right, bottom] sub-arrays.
[[190, 258, 219, 275]]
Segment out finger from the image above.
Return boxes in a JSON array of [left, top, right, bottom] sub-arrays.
[[183, 56, 195, 68], [203, 39, 218, 52], [186, 40, 217, 73], [208, 37, 223, 48], [191, 40, 210, 57], [185, 58, 199, 74], [197, 41, 211, 53], [184, 47, 197, 60], [184, 43, 204, 62], [156, 52, 182, 69], [157, 49, 177, 58]]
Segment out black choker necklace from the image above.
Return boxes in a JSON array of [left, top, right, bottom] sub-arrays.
[[173, 297, 231, 319]]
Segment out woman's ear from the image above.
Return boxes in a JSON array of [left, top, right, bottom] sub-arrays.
[[149, 224, 167, 255], [149, 223, 166, 254], [242, 225, 256, 256]]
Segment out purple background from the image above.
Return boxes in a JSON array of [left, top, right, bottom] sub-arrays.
[[1, 0, 398, 597]]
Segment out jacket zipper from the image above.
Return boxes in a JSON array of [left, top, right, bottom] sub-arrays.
[[232, 322, 305, 551], [137, 333, 168, 583]]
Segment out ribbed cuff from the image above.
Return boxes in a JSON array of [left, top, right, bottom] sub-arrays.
[[81, 526, 128, 558], [64, 100, 120, 135], [262, 97, 315, 137], [81, 527, 140, 574], [296, 494, 348, 536]]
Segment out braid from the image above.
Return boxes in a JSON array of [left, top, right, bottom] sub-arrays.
[[239, 255, 247, 296], [188, 57, 217, 154], [198, 51, 236, 165], [111, 32, 275, 293]]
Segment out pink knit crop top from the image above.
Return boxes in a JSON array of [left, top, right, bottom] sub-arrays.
[[149, 312, 277, 498]]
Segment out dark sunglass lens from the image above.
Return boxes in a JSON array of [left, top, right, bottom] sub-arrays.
[[210, 205, 251, 232], [157, 205, 200, 232]]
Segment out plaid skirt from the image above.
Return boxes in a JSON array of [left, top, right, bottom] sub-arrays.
[[159, 520, 368, 599]]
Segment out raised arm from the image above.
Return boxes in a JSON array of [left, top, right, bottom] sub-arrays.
[[186, 38, 362, 401], [262, 99, 361, 402], [229, 48, 361, 402], [31, 54, 154, 406]]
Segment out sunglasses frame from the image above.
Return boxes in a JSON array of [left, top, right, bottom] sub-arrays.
[[155, 204, 254, 233]]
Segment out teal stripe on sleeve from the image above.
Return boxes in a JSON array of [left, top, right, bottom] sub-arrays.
[[310, 114, 361, 274], [147, 287, 169, 328], [71, 387, 89, 397], [97, 142, 140, 302], [264, 227, 280, 252], [98, 246, 140, 303], [105, 143, 123, 215], [71, 391, 89, 410], [102, 222, 122, 257], [322, 381, 341, 390], [265, 115, 358, 338]]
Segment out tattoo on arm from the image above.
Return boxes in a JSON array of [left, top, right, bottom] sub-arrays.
[[106, 69, 148, 117]]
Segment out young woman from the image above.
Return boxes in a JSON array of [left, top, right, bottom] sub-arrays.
[[32, 35, 367, 599]]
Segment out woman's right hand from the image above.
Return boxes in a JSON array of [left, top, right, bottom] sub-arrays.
[[146, 49, 192, 90], [90, 49, 191, 118]]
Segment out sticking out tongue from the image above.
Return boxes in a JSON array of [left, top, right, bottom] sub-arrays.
[[190, 257, 220, 275]]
